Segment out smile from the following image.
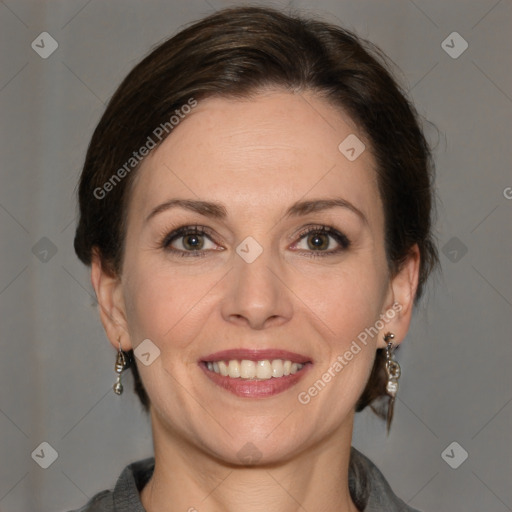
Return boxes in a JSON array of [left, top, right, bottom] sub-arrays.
[[200, 349, 312, 398], [206, 359, 305, 380]]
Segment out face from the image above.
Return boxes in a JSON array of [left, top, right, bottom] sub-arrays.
[[95, 90, 417, 465]]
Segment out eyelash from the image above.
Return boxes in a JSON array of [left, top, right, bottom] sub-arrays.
[[293, 225, 351, 257], [159, 224, 351, 258]]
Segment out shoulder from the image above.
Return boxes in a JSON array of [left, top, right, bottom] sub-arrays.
[[65, 489, 113, 512], [65, 457, 155, 512], [350, 447, 423, 512]]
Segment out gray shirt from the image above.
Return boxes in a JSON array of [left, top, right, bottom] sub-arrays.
[[67, 447, 421, 511]]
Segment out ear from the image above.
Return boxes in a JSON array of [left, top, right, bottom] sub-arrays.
[[90, 248, 132, 352], [377, 244, 420, 349]]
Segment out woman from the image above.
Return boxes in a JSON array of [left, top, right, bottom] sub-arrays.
[[71, 6, 438, 511]]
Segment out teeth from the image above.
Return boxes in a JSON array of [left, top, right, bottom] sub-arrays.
[[256, 360, 272, 379], [218, 360, 229, 376], [272, 359, 284, 377], [240, 360, 256, 379], [206, 359, 305, 380], [228, 360, 240, 378]]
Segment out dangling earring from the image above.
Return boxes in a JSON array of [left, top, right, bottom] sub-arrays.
[[384, 332, 401, 435], [113, 337, 130, 395]]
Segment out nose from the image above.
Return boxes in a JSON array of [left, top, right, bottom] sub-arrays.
[[220, 242, 293, 330]]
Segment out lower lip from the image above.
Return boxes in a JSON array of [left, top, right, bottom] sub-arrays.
[[200, 362, 311, 398]]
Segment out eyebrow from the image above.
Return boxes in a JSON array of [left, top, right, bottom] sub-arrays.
[[145, 197, 368, 225]]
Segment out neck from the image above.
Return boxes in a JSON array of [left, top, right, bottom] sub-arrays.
[[140, 409, 360, 512]]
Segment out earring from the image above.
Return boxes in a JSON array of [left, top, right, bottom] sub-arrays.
[[113, 337, 131, 395], [384, 332, 401, 434]]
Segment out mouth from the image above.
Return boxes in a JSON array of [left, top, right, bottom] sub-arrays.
[[200, 349, 312, 398]]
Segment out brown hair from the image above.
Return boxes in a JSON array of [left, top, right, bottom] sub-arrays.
[[74, 6, 438, 431]]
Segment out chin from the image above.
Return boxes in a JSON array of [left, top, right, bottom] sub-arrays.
[[210, 436, 304, 467], [192, 417, 316, 467]]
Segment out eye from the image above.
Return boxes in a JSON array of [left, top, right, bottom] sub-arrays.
[[161, 226, 221, 256], [291, 225, 350, 257]]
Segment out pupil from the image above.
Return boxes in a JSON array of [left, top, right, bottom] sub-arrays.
[[308, 233, 327, 250], [184, 234, 203, 250]]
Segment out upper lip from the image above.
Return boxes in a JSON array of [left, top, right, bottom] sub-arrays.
[[201, 349, 312, 364]]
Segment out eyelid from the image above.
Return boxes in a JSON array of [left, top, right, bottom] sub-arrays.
[[160, 225, 217, 247], [291, 224, 350, 244]]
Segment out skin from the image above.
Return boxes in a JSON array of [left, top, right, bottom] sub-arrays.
[[91, 89, 420, 512]]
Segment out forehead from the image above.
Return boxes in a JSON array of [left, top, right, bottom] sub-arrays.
[[129, 90, 381, 224]]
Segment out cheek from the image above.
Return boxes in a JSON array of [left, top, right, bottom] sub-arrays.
[[290, 259, 387, 402], [296, 278, 381, 420], [292, 259, 388, 337], [122, 259, 220, 350]]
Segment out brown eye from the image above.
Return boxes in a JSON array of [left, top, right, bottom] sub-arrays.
[[292, 226, 350, 257], [307, 232, 330, 251], [162, 226, 220, 256], [181, 233, 205, 250]]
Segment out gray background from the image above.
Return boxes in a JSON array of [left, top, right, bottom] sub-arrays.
[[0, 0, 511, 511]]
